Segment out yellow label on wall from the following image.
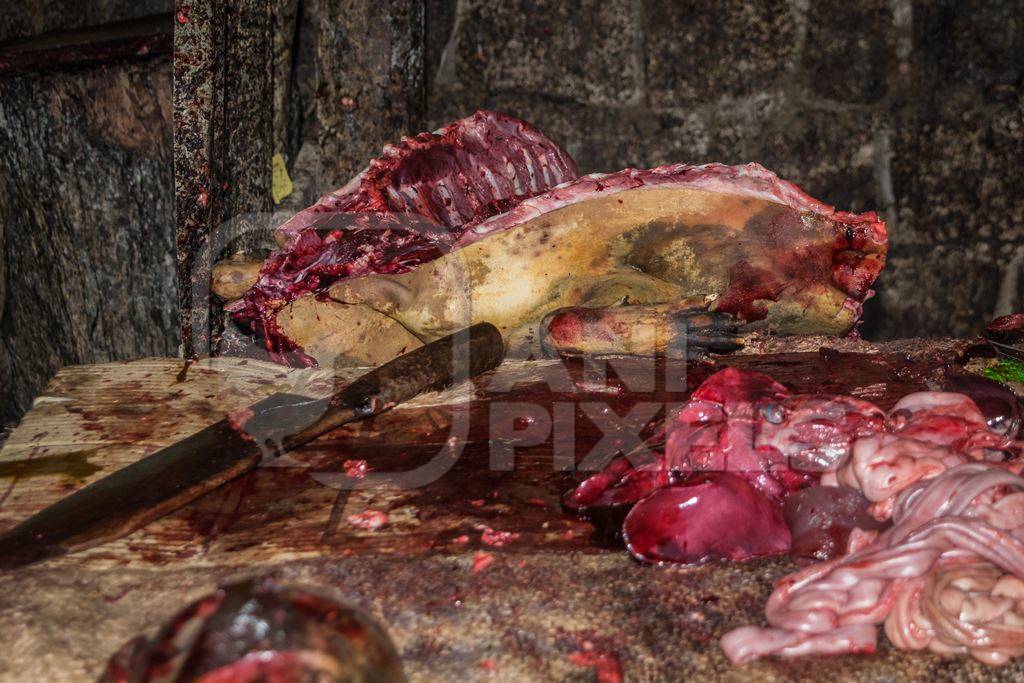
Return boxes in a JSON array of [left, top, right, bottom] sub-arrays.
[[271, 153, 293, 205]]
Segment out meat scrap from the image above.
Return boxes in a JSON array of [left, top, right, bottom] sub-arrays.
[[824, 433, 970, 519], [348, 510, 389, 530], [100, 577, 405, 682]]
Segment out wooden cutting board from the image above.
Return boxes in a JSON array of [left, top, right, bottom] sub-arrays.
[[1, 341, 1019, 681]]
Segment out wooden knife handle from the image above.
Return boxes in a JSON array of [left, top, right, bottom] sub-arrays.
[[283, 322, 505, 445]]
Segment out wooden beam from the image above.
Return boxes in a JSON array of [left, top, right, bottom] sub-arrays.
[[173, 0, 274, 358], [0, 14, 172, 75]]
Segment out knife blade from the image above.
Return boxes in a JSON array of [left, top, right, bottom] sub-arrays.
[[0, 322, 504, 569]]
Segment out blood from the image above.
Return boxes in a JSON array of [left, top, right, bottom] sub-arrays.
[[567, 636, 624, 683], [714, 209, 884, 325]]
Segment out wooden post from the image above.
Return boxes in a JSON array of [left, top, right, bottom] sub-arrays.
[[173, 0, 274, 358], [314, 0, 426, 189]]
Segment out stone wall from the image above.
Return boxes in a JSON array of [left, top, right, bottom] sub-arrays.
[[419, 0, 1023, 340], [210, 0, 1022, 343]]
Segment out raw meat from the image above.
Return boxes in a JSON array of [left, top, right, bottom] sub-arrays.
[[783, 485, 889, 560], [666, 368, 882, 498], [567, 366, 1021, 582], [222, 112, 887, 366], [888, 391, 1013, 456], [100, 577, 405, 681], [622, 473, 791, 564], [276, 110, 579, 243], [565, 368, 885, 563], [323, 162, 886, 357], [938, 371, 1023, 440], [825, 433, 970, 519], [228, 110, 578, 359]]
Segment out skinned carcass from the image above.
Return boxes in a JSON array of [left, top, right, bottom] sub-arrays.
[[215, 111, 887, 367]]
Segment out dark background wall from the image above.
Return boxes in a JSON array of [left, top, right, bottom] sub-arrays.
[[426, 0, 1024, 344], [271, 0, 1022, 346], [0, 2, 177, 425], [2, 0, 1022, 424], [0, 1, 170, 41]]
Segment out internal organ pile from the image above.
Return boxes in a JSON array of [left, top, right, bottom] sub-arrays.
[[562, 368, 1024, 662], [565, 367, 891, 564], [565, 367, 1023, 569], [223, 111, 887, 367], [664, 368, 886, 499], [722, 464, 1024, 665]]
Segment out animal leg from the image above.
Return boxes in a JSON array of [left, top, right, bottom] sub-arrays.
[[540, 303, 741, 358]]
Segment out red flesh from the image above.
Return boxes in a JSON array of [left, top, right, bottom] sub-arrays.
[[228, 111, 578, 363], [783, 485, 889, 561], [622, 473, 792, 564], [100, 578, 403, 682], [565, 368, 981, 565]]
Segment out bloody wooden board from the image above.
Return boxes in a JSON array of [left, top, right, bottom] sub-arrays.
[[2, 339, 1020, 681]]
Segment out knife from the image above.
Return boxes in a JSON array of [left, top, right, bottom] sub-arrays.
[[0, 322, 504, 569]]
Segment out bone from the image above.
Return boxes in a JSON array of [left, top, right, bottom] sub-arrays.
[[211, 254, 264, 302]]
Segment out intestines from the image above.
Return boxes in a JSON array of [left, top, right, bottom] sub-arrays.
[[723, 460, 1024, 665]]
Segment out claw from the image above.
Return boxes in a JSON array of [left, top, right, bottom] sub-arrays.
[[673, 308, 742, 358]]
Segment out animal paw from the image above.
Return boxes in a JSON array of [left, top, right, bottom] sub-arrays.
[[674, 307, 743, 358]]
